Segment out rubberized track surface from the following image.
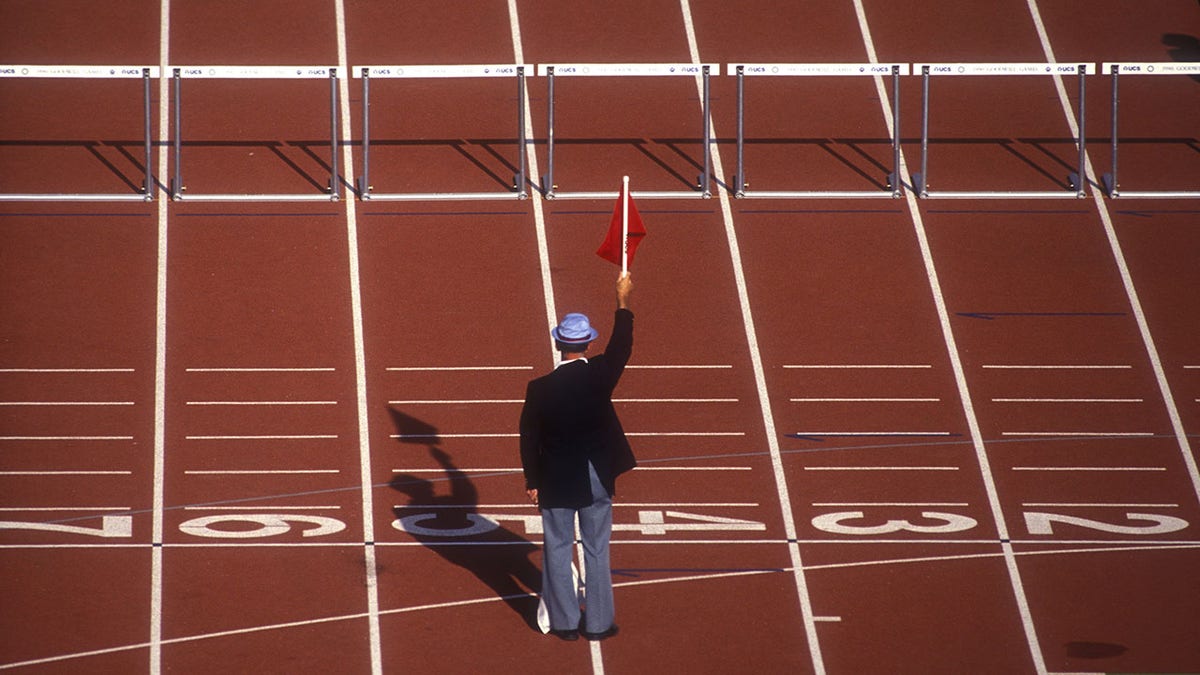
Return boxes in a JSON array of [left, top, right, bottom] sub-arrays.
[[2, 1, 1199, 673]]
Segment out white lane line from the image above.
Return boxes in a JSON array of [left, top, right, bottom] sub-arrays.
[[0, 436, 134, 441], [392, 398, 737, 404], [183, 505, 342, 510], [394, 502, 758, 509], [0, 401, 135, 406], [1011, 466, 1166, 472], [0, 506, 131, 511], [1025, 0, 1200, 509], [386, 365, 532, 371], [627, 364, 732, 370], [1000, 432, 1154, 437], [804, 466, 960, 471], [792, 431, 954, 437], [0, 471, 132, 476], [992, 398, 1143, 403], [391, 431, 742, 438], [151, 3, 171, 673], [1021, 502, 1178, 508], [638, 466, 752, 471], [186, 400, 337, 406], [390, 399, 523, 405], [185, 435, 338, 440], [392, 433, 515, 439], [616, 398, 739, 403], [391, 466, 752, 473], [506, 0, 558, 367], [679, 3, 823, 674], [813, 502, 969, 507], [0, 368, 135, 373], [852, 2, 1046, 672], [982, 364, 1132, 370], [390, 398, 737, 404], [185, 367, 335, 372], [791, 397, 940, 402], [334, 3, 383, 672], [184, 470, 340, 475], [784, 364, 931, 369]]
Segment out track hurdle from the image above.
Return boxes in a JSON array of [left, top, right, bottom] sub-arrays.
[[729, 63, 907, 199], [354, 64, 530, 200], [537, 63, 717, 199], [0, 65, 157, 201], [912, 63, 1092, 199], [1101, 62, 1200, 199], [170, 66, 340, 201]]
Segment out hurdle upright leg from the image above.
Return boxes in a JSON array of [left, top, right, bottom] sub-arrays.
[[329, 68, 340, 200], [515, 66, 527, 198], [1102, 65, 1120, 197], [171, 68, 182, 199], [142, 68, 154, 199], [359, 68, 371, 198]]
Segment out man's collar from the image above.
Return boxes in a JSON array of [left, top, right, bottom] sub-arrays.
[[555, 357, 588, 369]]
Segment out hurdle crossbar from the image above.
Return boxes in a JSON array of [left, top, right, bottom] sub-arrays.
[[537, 63, 717, 199], [171, 66, 340, 202], [913, 63, 1093, 199], [0, 65, 158, 201], [1101, 62, 1200, 199], [353, 64, 530, 201], [729, 63, 907, 199]]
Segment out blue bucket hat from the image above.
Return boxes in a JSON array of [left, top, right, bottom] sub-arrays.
[[551, 313, 598, 344]]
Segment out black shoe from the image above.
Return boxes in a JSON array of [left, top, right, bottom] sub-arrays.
[[549, 628, 579, 641], [581, 624, 619, 641]]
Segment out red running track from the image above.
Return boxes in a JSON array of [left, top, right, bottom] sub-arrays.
[[1, 1, 1199, 673]]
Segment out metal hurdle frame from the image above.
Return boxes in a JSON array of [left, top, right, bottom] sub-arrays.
[[730, 63, 907, 199], [912, 63, 1093, 199], [0, 65, 158, 201], [1101, 62, 1200, 199], [354, 64, 530, 200], [538, 63, 717, 199], [170, 66, 340, 201]]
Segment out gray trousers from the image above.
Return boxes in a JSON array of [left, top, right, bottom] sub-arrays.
[[540, 461, 614, 633]]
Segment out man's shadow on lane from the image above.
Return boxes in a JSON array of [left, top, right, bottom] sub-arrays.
[[387, 408, 542, 631]]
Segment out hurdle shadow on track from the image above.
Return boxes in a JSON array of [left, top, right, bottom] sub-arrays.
[[0, 139, 148, 193], [388, 408, 542, 631], [175, 140, 331, 193], [717, 137, 895, 191], [552, 138, 701, 191]]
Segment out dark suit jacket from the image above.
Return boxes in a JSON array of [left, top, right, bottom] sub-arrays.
[[519, 309, 637, 509]]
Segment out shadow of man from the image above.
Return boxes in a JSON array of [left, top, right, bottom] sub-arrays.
[[387, 407, 543, 631]]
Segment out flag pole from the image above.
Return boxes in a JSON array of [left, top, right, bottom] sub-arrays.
[[621, 175, 630, 274]]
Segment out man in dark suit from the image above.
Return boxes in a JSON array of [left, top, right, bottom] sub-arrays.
[[520, 272, 636, 642]]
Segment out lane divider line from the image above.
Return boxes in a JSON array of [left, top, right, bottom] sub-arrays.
[[150, 0, 171, 671], [851, 2, 1047, 672], [334, 2, 383, 673], [678, 2, 826, 673], [1024, 0, 1200, 508]]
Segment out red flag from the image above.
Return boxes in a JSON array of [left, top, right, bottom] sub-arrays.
[[595, 183, 647, 269]]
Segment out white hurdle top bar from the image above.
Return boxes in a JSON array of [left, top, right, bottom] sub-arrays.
[[536, 63, 718, 77], [914, 62, 1093, 75], [0, 65, 160, 78], [355, 64, 531, 78], [728, 63, 910, 76], [1102, 62, 1200, 75], [174, 65, 335, 78]]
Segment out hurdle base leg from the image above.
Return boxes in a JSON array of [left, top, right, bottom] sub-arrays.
[[1101, 173, 1118, 198], [1067, 172, 1087, 198], [911, 172, 928, 198]]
